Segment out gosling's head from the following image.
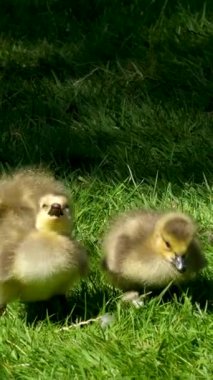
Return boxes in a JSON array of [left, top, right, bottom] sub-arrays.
[[35, 194, 72, 235], [154, 213, 196, 273]]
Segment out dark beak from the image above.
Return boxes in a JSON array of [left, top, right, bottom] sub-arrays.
[[48, 203, 63, 217], [172, 254, 186, 273]]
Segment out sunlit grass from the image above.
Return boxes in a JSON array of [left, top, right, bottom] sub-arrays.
[[0, 175, 212, 379]]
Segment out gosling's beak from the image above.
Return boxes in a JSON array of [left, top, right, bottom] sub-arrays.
[[172, 254, 186, 273], [48, 203, 64, 217]]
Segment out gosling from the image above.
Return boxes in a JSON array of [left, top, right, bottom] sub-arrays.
[[0, 193, 88, 310], [102, 210, 206, 292]]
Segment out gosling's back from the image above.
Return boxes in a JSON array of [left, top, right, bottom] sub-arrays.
[[0, 168, 67, 214]]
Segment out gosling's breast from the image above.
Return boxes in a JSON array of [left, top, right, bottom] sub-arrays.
[[13, 232, 75, 283], [121, 255, 180, 287]]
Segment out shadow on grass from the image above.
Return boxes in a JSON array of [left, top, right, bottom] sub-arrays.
[[144, 276, 213, 312], [182, 277, 213, 311], [24, 275, 213, 326], [24, 278, 118, 326], [0, 1, 212, 182]]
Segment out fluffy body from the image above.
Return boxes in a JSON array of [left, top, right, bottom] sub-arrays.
[[102, 210, 206, 290], [0, 169, 87, 307], [1, 231, 87, 304]]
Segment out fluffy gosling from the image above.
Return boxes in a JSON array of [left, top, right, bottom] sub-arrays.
[[102, 210, 206, 292], [0, 193, 88, 309]]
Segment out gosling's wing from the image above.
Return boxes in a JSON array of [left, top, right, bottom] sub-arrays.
[[12, 169, 67, 201], [104, 210, 159, 244], [103, 233, 133, 274], [0, 249, 16, 281], [0, 176, 24, 211], [0, 209, 35, 281], [103, 210, 159, 269], [0, 168, 68, 213]]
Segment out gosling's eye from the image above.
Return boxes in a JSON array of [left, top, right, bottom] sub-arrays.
[[165, 240, 171, 249], [42, 204, 48, 209], [64, 205, 70, 211]]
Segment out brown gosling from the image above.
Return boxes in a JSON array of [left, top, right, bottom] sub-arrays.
[[102, 210, 207, 295], [0, 193, 88, 310]]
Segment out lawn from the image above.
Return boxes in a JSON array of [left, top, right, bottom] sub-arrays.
[[0, 177, 212, 379], [0, 0, 213, 379]]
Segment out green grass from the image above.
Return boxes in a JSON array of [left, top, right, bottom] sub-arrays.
[[0, 0, 213, 378], [0, 176, 213, 379]]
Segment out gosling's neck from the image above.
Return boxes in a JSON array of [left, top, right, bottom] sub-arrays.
[[35, 218, 71, 237]]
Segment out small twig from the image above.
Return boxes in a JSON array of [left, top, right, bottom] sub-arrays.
[[60, 316, 102, 331]]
